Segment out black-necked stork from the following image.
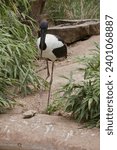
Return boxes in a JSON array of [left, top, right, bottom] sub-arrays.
[[37, 20, 67, 106]]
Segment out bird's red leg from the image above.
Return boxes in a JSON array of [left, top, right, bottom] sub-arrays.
[[47, 61, 54, 106], [46, 59, 50, 79]]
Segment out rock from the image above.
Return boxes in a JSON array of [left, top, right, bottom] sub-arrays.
[[0, 114, 99, 150], [47, 19, 100, 44], [23, 110, 37, 119]]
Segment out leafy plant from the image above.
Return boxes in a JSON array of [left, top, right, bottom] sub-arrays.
[[48, 43, 100, 127], [0, 0, 46, 112], [46, 97, 64, 115], [44, 0, 100, 19]]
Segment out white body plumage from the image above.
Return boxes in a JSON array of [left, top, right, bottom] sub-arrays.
[[37, 34, 66, 61]]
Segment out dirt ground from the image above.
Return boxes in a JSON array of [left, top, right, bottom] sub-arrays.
[[0, 35, 100, 150], [9, 35, 100, 113]]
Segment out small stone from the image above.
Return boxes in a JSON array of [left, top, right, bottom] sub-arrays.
[[23, 110, 37, 119]]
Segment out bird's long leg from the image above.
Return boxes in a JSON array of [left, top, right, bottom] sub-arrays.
[[46, 59, 50, 79], [47, 61, 54, 106]]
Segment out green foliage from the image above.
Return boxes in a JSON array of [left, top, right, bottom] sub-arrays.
[[46, 96, 64, 115], [49, 44, 100, 127], [0, 0, 46, 112], [0, 76, 16, 112], [45, 0, 100, 19]]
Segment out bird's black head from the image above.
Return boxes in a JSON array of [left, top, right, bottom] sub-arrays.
[[39, 20, 48, 30], [39, 20, 48, 57]]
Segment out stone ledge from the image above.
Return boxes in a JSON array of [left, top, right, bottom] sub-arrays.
[[0, 114, 99, 150]]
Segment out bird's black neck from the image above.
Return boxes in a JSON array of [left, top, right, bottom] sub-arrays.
[[40, 29, 47, 50]]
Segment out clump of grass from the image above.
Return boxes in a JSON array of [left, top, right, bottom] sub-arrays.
[[44, 0, 100, 19], [0, 0, 46, 112], [46, 98, 64, 115], [47, 43, 100, 127]]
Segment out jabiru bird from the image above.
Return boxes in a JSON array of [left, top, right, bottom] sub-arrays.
[[37, 20, 67, 106]]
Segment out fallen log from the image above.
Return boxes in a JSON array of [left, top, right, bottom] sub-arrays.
[[47, 19, 100, 44]]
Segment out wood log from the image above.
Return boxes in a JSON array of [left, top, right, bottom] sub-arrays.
[[48, 19, 100, 44]]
